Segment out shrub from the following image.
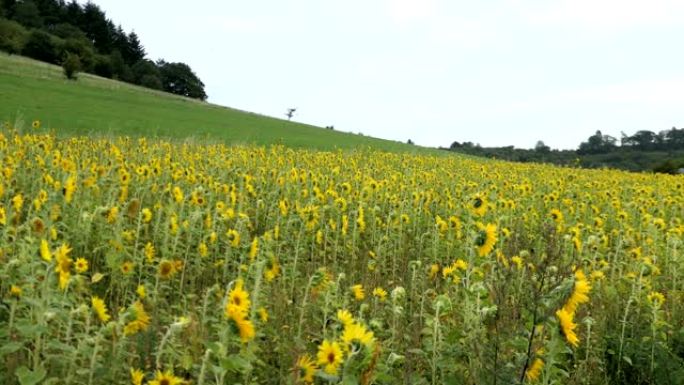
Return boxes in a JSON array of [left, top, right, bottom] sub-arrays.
[[21, 29, 60, 63], [0, 18, 28, 54], [62, 52, 81, 80]]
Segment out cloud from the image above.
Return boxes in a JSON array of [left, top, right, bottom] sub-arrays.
[[386, 0, 438, 26], [521, 0, 684, 32], [207, 16, 267, 33]]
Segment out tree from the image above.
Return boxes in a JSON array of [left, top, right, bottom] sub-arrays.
[[131, 59, 161, 88], [157, 60, 207, 100], [0, 17, 27, 54], [12, 0, 43, 28], [125, 31, 145, 64], [80, 2, 113, 53], [629, 130, 657, 151], [22, 29, 60, 63], [61, 37, 95, 70], [62, 51, 80, 79], [285, 108, 296, 120], [535, 140, 550, 154], [92, 54, 113, 78], [109, 49, 132, 81]]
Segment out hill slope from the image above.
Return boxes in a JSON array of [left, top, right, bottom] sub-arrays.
[[0, 53, 428, 153]]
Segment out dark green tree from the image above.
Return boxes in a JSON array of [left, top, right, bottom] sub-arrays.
[[62, 51, 80, 79], [80, 2, 113, 53], [21, 29, 60, 63], [61, 37, 95, 70], [109, 49, 132, 81], [131, 59, 161, 88], [12, 0, 43, 28], [92, 54, 113, 78], [157, 60, 207, 100], [0, 17, 27, 54]]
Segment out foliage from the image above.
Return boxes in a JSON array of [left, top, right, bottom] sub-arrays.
[[448, 127, 684, 174], [62, 51, 80, 80], [157, 60, 207, 100], [0, 17, 25, 54], [0, 0, 206, 99], [20, 29, 60, 64]]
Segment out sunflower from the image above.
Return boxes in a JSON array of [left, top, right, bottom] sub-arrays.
[[549, 209, 563, 224], [562, 270, 591, 315], [63, 175, 77, 203], [225, 304, 255, 342], [337, 309, 354, 327], [32, 120, 41, 129], [525, 358, 544, 381], [172, 186, 184, 203], [226, 229, 240, 248], [647, 291, 665, 307], [144, 242, 156, 263], [372, 287, 387, 301], [124, 301, 150, 336], [158, 260, 176, 279], [475, 223, 497, 257], [264, 257, 280, 282], [316, 339, 344, 375], [556, 308, 579, 347], [341, 322, 375, 350], [121, 261, 135, 275], [148, 369, 182, 385], [258, 307, 268, 323], [40, 239, 52, 262], [296, 354, 317, 383], [10, 285, 22, 297], [130, 368, 144, 385], [74, 258, 88, 273], [249, 237, 259, 261], [351, 284, 365, 301], [141, 208, 152, 223], [31, 217, 45, 234], [471, 194, 488, 216], [91, 296, 110, 323], [227, 279, 251, 314]]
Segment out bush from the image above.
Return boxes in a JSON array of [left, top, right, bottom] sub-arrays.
[[62, 52, 81, 80], [60, 38, 95, 71], [93, 54, 113, 78], [139, 74, 162, 90], [0, 18, 28, 54], [21, 29, 60, 63]]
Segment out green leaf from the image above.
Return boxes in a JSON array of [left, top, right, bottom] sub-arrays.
[[15, 365, 46, 385], [0, 341, 23, 356], [623, 356, 633, 366]]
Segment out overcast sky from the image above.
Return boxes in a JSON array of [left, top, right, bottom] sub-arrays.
[[84, 0, 684, 149]]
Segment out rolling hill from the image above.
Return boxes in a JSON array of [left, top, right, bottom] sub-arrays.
[[0, 53, 431, 153]]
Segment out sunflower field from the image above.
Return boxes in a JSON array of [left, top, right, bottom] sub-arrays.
[[1, 123, 683, 385]]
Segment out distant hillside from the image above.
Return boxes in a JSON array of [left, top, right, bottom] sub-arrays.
[[446, 129, 684, 174], [0, 53, 436, 153]]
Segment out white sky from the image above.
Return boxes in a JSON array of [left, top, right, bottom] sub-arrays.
[[85, 0, 684, 149]]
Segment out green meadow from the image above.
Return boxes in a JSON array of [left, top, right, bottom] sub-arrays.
[[0, 53, 431, 153]]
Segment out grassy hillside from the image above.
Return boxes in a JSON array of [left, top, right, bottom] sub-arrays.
[[0, 53, 429, 153]]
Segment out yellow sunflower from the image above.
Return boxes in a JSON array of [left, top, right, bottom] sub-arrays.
[[316, 339, 344, 375], [296, 354, 317, 383], [475, 222, 497, 257]]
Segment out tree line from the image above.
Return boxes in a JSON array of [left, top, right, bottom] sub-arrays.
[[446, 127, 684, 174], [0, 0, 207, 100]]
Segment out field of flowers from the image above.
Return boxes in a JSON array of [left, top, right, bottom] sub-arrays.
[[1, 123, 683, 385]]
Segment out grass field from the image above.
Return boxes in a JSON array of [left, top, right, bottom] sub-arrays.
[[0, 53, 429, 153]]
